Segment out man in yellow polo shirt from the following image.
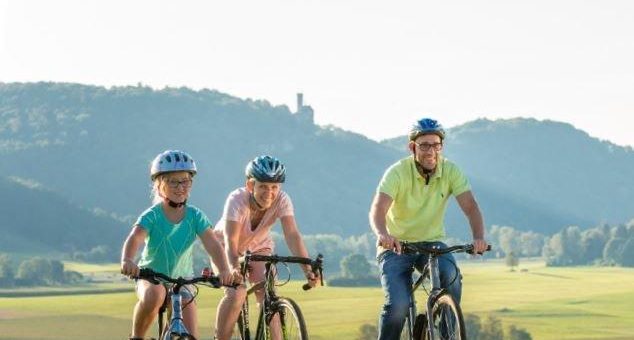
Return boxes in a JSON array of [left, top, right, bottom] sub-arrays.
[[369, 118, 488, 340]]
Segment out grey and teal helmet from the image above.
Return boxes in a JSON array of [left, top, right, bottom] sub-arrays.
[[150, 150, 197, 181], [245, 155, 286, 183], [409, 118, 445, 141]]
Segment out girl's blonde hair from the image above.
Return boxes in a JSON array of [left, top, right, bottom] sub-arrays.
[[150, 171, 192, 204]]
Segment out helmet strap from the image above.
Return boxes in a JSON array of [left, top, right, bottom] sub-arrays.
[[414, 159, 434, 185], [167, 199, 187, 208]]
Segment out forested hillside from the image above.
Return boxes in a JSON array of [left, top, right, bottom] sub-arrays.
[[1, 82, 633, 254]]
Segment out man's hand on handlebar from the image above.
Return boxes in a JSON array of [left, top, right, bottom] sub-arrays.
[[472, 238, 489, 255], [377, 233, 402, 254]]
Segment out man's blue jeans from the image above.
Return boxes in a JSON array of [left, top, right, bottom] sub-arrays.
[[377, 241, 462, 340]]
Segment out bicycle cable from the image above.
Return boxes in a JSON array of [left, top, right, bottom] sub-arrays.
[[417, 253, 461, 296], [274, 261, 292, 287]]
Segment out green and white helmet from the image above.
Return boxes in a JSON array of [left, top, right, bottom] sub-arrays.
[[150, 150, 197, 181]]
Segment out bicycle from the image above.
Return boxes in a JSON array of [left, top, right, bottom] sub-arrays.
[[230, 253, 324, 340], [136, 267, 226, 340], [398, 242, 491, 340]]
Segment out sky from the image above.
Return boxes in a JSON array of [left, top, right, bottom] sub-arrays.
[[1, 0, 633, 146]]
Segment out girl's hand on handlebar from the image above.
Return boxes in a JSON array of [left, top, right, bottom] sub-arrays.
[[120, 259, 139, 278]]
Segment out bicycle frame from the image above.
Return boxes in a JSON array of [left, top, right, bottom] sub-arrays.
[[401, 250, 441, 340], [161, 283, 190, 339], [136, 268, 223, 340], [236, 253, 323, 340], [402, 243, 490, 340]]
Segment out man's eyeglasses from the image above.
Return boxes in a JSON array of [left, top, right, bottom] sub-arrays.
[[413, 141, 443, 152], [166, 179, 193, 189]]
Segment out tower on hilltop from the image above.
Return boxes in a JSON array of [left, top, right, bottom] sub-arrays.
[[295, 93, 314, 124]]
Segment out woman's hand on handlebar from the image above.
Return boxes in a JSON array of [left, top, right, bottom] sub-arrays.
[[304, 269, 320, 289], [219, 267, 243, 286]]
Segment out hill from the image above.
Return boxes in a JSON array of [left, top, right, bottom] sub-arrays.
[[383, 118, 634, 235], [1, 82, 633, 250], [0, 175, 126, 254], [0, 82, 400, 241]]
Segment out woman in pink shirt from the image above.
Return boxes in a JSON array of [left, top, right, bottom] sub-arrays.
[[214, 155, 320, 340]]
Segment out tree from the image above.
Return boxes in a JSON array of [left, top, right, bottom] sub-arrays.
[[479, 315, 503, 340], [580, 228, 607, 263], [507, 325, 532, 340], [0, 253, 14, 287], [618, 238, 634, 267], [464, 313, 482, 339], [497, 226, 521, 256], [544, 226, 582, 266], [519, 231, 544, 257], [603, 237, 626, 265], [341, 253, 371, 279], [15, 257, 67, 285], [505, 251, 519, 271], [356, 323, 378, 340], [16, 257, 50, 285]]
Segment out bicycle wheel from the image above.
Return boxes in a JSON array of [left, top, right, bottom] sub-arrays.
[[262, 297, 308, 340], [422, 293, 465, 340], [168, 335, 196, 340]]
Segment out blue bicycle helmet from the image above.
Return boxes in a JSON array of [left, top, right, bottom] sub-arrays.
[[150, 150, 197, 180], [409, 118, 445, 141], [245, 155, 286, 183]]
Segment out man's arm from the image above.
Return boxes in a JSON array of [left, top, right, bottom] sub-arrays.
[[455, 191, 488, 253], [369, 192, 401, 254]]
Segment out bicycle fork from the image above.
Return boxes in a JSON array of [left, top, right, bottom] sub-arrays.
[[425, 255, 442, 340]]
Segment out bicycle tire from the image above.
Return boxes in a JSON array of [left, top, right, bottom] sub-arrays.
[[259, 297, 308, 340], [421, 293, 465, 340], [168, 335, 196, 340]]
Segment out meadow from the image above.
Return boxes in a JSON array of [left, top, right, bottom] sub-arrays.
[[0, 259, 633, 339]]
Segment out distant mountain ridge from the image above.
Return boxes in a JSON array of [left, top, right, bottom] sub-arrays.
[[0, 175, 126, 254], [1, 82, 633, 253], [382, 118, 634, 235]]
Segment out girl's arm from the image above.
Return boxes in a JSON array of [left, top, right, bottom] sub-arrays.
[[120, 225, 146, 277]]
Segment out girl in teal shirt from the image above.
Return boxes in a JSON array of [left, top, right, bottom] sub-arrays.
[[120, 150, 241, 340]]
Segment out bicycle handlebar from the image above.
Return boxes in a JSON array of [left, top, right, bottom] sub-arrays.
[[244, 253, 324, 291], [400, 243, 492, 256], [136, 268, 224, 288]]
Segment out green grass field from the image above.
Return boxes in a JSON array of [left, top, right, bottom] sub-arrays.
[[0, 260, 633, 339]]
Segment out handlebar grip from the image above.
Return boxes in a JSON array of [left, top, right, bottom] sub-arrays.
[[467, 244, 492, 255], [302, 254, 324, 291]]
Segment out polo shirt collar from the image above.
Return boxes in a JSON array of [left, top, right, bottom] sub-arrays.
[[409, 156, 445, 181]]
